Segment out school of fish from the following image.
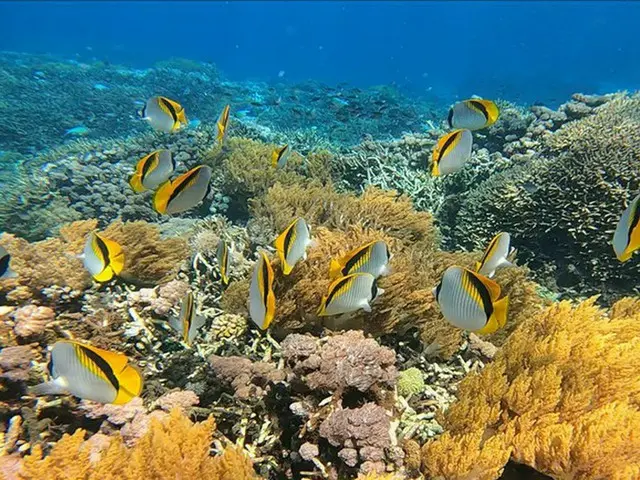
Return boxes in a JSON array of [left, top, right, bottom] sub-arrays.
[[0, 93, 637, 407]]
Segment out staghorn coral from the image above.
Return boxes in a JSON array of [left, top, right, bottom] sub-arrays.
[[16, 409, 258, 480], [452, 93, 640, 300], [421, 298, 640, 480]]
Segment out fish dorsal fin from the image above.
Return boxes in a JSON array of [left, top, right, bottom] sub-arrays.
[[73, 341, 129, 375]]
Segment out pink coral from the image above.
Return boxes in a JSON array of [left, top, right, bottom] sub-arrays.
[[153, 390, 200, 413], [12, 305, 55, 339], [119, 410, 169, 446], [209, 355, 285, 400], [128, 280, 189, 316], [78, 397, 146, 426], [0, 344, 39, 383]]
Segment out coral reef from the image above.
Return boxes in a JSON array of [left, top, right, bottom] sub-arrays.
[[421, 298, 640, 480]]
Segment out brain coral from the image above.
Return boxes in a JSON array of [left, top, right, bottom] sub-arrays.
[[451, 94, 640, 300], [421, 297, 640, 480]]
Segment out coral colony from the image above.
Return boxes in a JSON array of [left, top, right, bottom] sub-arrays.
[[1, 51, 639, 480]]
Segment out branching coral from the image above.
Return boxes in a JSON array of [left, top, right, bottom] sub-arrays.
[[16, 409, 259, 480], [421, 298, 640, 480]]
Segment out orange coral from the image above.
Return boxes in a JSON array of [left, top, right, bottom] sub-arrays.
[[17, 409, 259, 480], [421, 298, 640, 479]]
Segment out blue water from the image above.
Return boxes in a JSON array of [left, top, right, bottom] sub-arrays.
[[1, 1, 639, 106]]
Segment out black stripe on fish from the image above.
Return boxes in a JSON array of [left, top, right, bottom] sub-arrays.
[[277, 145, 288, 163], [627, 200, 640, 247], [435, 280, 442, 300], [371, 278, 379, 300], [283, 222, 295, 258], [325, 276, 352, 307], [343, 245, 370, 276], [478, 235, 499, 268], [183, 293, 194, 335], [159, 97, 179, 123], [465, 270, 493, 321], [95, 234, 111, 270], [437, 131, 460, 162], [469, 100, 489, 121], [261, 256, 270, 309], [168, 168, 201, 205], [140, 152, 157, 181], [78, 344, 120, 392], [447, 108, 454, 128], [0, 254, 9, 277]]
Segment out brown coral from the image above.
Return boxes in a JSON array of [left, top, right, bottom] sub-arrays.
[[16, 409, 259, 480], [208, 355, 285, 400], [421, 298, 640, 480], [12, 306, 55, 340]]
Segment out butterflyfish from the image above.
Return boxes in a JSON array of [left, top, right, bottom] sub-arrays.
[[431, 129, 473, 176], [272, 144, 291, 169], [475, 232, 514, 278], [153, 165, 212, 215], [216, 104, 231, 145], [274, 218, 313, 275], [141, 96, 188, 133], [0, 246, 17, 280], [248, 251, 276, 330], [169, 292, 206, 346], [612, 192, 640, 262], [81, 232, 124, 282], [129, 149, 176, 193], [30, 340, 143, 405], [329, 240, 391, 280], [317, 272, 383, 316], [433, 266, 509, 334], [216, 239, 232, 286], [447, 99, 499, 131]]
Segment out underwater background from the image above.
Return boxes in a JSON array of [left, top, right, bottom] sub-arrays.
[[1, 1, 640, 480]]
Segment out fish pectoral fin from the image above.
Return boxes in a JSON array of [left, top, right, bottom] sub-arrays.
[[29, 380, 66, 397]]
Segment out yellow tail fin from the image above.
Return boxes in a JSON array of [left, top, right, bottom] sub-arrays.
[[129, 174, 146, 193], [113, 364, 144, 405], [477, 295, 509, 334], [92, 266, 115, 283], [102, 237, 125, 276]]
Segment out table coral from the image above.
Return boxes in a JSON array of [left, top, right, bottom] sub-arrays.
[[421, 298, 640, 480], [15, 409, 259, 480]]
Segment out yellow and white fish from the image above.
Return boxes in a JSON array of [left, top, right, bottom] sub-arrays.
[[129, 149, 176, 193], [447, 99, 499, 130], [248, 251, 276, 330], [329, 240, 391, 280], [433, 266, 509, 334], [30, 340, 143, 405], [431, 129, 473, 176], [274, 218, 313, 275], [80, 232, 124, 282], [153, 165, 212, 215], [0, 245, 17, 280], [169, 292, 206, 346], [317, 272, 383, 316], [272, 144, 291, 169], [613, 192, 640, 262], [216, 104, 231, 145], [216, 239, 231, 286], [141, 96, 188, 133], [475, 232, 514, 278]]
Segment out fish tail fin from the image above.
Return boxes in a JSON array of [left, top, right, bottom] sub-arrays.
[[128, 174, 146, 193], [101, 237, 124, 276], [478, 295, 509, 334], [113, 364, 143, 405], [263, 292, 276, 330], [168, 315, 182, 335], [153, 180, 172, 214], [376, 287, 385, 297], [29, 380, 65, 397], [187, 315, 206, 345], [487, 100, 500, 124], [92, 267, 115, 283], [4, 268, 18, 279], [328, 259, 343, 280]]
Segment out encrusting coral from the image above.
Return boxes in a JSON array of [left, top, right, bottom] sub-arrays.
[[12, 409, 259, 480], [421, 297, 640, 480]]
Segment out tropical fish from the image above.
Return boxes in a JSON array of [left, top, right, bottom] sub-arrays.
[[248, 251, 276, 330], [447, 99, 499, 130], [612, 192, 640, 262], [318, 272, 383, 316], [153, 165, 212, 215], [64, 126, 90, 137], [169, 292, 206, 346], [30, 340, 143, 405], [329, 240, 391, 280], [433, 266, 509, 334], [80, 232, 124, 282], [0, 245, 17, 280], [272, 144, 291, 169], [128, 150, 176, 193], [141, 96, 188, 133], [431, 129, 473, 176], [273, 218, 313, 275], [216, 104, 231, 145], [475, 232, 514, 278], [216, 239, 231, 286]]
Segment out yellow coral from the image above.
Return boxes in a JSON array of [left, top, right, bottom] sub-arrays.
[[421, 298, 640, 479], [18, 409, 259, 480]]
